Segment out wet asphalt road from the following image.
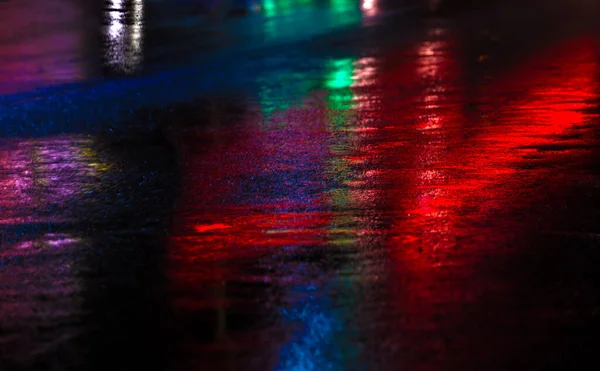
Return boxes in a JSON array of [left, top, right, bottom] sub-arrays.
[[3, 0, 600, 370]]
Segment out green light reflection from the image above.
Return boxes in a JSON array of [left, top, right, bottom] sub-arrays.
[[258, 71, 316, 118], [263, 0, 277, 17], [329, 0, 361, 27], [325, 58, 356, 114], [324, 56, 362, 245], [260, 0, 361, 40]]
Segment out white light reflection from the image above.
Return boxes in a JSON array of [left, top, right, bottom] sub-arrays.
[[416, 40, 445, 129], [351, 57, 379, 111], [105, 0, 144, 73], [361, 0, 378, 16], [417, 41, 446, 79], [407, 28, 461, 250], [132, 0, 143, 53], [351, 57, 377, 87], [108, 0, 123, 39]]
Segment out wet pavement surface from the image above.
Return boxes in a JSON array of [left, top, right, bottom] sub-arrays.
[[3, 0, 600, 370]]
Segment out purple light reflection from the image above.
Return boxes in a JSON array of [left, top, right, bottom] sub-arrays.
[[0, 136, 107, 225], [0, 134, 109, 366], [0, 233, 86, 367], [0, 0, 97, 95]]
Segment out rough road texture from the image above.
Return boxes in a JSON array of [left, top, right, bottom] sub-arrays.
[[2, 0, 600, 370]]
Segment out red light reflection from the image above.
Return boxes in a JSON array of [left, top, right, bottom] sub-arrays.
[[166, 56, 386, 367], [350, 31, 599, 366], [166, 103, 335, 352], [164, 27, 599, 368]]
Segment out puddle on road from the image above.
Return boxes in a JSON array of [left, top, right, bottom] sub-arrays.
[[163, 26, 600, 370], [3, 8, 600, 371], [0, 0, 370, 95], [0, 134, 177, 369]]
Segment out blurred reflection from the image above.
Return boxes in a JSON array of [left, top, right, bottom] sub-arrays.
[[0, 233, 86, 368], [360, 0, 378, 16], [262, 0, 297, 16], [163, 18, 600, 370], [104, 0, 144, 73], [0, 0, 99, 95], [259, 0, 360, 40], [0, 132, 176, 369], [275, 56, 380, 370], [329, 0, 361, 27], [0, 135, 109, 368], [256, 69, 316, 116], [375, 32, 467, 360], [407, 32, 461, 248], [326, 58, 355, 112], [276, 290, 346, 371], [478, 38, 597, 157], [0, 137, 107, 225], [166, 53, 384, 368], [367, 30, 600, 368], [261, 0, 319, 40]]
